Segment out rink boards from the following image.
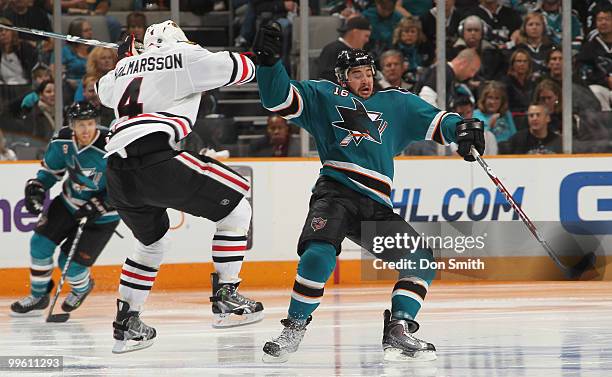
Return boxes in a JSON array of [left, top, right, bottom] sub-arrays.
[[1, 155, 611, 294]]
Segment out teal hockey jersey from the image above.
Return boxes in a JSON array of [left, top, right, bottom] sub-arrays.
[[257, 61, 462, 207], [36, 127, 119, 224]]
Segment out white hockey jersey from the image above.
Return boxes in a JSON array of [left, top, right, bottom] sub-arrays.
[[96, 42, 255, 157]]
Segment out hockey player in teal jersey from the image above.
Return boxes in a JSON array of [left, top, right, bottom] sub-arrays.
[[254, 23, 485, 362], [10, 101, 120, 317]]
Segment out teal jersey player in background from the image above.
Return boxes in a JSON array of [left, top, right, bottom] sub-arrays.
[[254, 23, 485, 363], [10, 102, 120, 317]]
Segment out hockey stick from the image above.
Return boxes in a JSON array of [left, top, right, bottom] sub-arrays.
[[0, 23, 118, 49], [46, 217, 87, 323], [470, 146, 596, 279]]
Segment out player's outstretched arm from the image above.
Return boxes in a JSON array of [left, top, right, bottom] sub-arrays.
[[253, 22, 316, 131], [177, 47, 255, 97]]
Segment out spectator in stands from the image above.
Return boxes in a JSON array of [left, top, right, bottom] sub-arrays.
[[74, 46, 117, 101], [392, 16, 432, 83], [362, 0, 403, 58], [377, 49, 410, 90], [533, 78, 561, 132], [395, 0, 432, 18], [249, 115, 300, 157], [0, 17, 36, 85], [536, 0, 584, 49], [450, 15, 505, 80], [514, 12, 555, 77], [503, 102, 561, 154], [125, 12, 148, 41], [502, 48, 535, 116], [26, 80, 55, 141], [584, 0, 612, 33], [318, 16, 371, 83], [59, 0, 122, 41], [420, 0, 462, 53], [576, 4, 612, 111], [21, 63, 51, 111], [50, 18, 91, 97], [465, 0, 523, 46], [0, 129, 17, 160], [416, 47, 481, 108], [543, 47, 603, 112], [2, 0, 52, 47], [81, 74, 114, 127], [473, 80, 516, 142]]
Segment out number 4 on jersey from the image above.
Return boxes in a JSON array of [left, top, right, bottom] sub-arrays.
[[118, 77, 144, 117]]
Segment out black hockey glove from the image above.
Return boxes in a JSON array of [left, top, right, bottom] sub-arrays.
[[253, 22, 282, 66], [24, 179, 45, 215], [455, 118, 485, 162], [75, 197, 111, 222], [118, 34, 143, 61]]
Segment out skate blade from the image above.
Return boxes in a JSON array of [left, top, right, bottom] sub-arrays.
[[9, 309, 45, 318], [112, 339, 155, 354], [384, 348, 437, 362], [262, 351, 290, 363], [212, 311, 264, 328]]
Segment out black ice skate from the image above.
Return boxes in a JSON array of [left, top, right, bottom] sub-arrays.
[[209, 272, 264, 328], [382, 309, 437, 362], [61, 279, 95, 312], [112, 299, 156, 354], [9, 281, 54, 317], [262, 316, 311, 363]]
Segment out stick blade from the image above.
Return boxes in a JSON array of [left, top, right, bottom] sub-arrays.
[[46, 313, 70, 323], [566, 252, 597, 279]]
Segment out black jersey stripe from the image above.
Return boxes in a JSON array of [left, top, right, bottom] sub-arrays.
[[293, 280, 324, 298], [225, 51, 238, 86], [326, 165, 391, 198], [213, 235, 248, 241], [392, 280, 428, 300], [276, 87, 301, 118], [111, 119, 183, 142], [212, 255, 245, 263], [156, 111, 193, 128], [124, 258, 158, 273], [120, 279, 152, 290], [30, 268, 52, 276]]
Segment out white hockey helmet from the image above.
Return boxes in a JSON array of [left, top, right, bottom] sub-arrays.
[[143, 20, 188, 50]]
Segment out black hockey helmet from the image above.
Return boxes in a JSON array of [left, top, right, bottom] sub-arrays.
[[67, 101, 99, 123], [334, 49, 376, 86]]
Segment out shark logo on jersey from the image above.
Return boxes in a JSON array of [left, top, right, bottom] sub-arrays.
[[332, 98, 388, 147], [66, 155, 101, 192]]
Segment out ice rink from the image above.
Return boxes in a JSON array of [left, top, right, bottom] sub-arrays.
[[1, 282, 611, 377]]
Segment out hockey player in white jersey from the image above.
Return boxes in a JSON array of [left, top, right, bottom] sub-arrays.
[[96, 21, 263, 354]]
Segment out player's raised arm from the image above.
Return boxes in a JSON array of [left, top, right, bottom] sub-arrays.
[[253, 23, 317, 132]]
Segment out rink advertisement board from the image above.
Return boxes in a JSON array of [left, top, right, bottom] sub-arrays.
[[0, 155, 611, 285]]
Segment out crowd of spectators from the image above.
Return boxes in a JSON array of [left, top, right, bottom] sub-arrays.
[[314, 0, 612, 156], [0, 0, 610, 159]]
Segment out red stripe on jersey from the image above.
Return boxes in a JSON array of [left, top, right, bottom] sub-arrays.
[[238, 54, 249, 84], [212, 245, 247, 251], [117, 113, 189, 137], [178, 153, 250, 191], [121, 269, 156, 281]]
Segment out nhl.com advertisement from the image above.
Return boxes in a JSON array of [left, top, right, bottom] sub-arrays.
[[0, 158, 610, 278]]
